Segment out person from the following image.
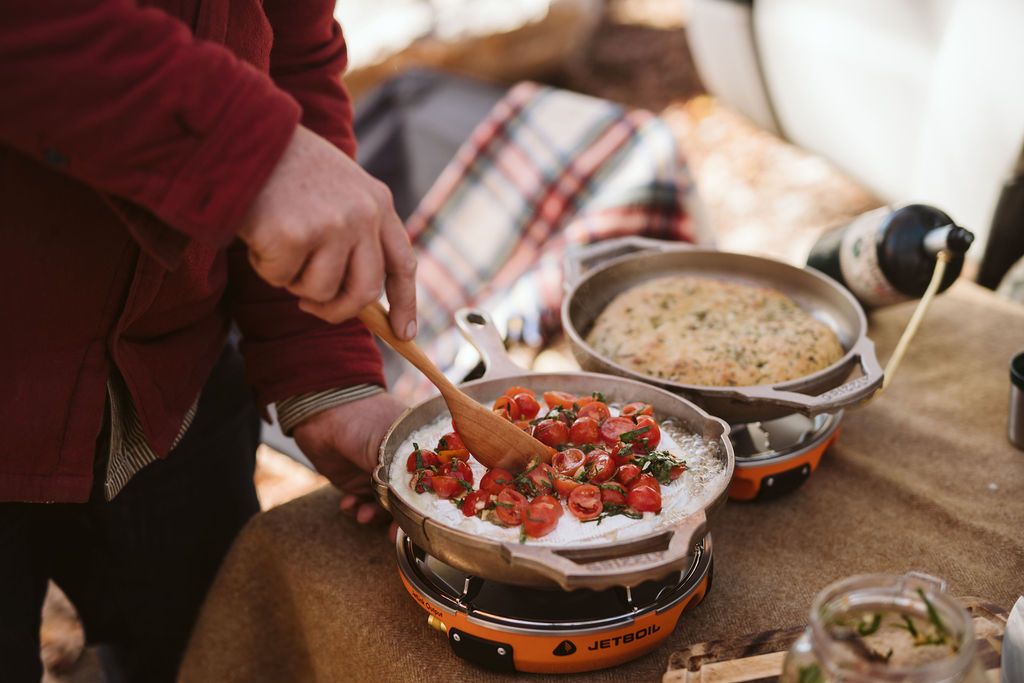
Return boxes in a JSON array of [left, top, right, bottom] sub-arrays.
[[0, 2, 413, 681]]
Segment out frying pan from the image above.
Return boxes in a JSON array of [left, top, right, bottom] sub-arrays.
[[372, 308, 734, 591], [562, 239, 884, 423]]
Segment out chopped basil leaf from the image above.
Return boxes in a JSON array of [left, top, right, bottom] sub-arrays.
[[618, 425, 651, 443]]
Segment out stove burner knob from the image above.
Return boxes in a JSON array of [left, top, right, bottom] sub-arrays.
[[427, 615, 448, 634]]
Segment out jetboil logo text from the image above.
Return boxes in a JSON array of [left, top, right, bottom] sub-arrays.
[[587, 624, 660, 650]]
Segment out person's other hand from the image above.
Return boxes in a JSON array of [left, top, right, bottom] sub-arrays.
[[238, 125, 417, 339], [291, 392, 407, 527]]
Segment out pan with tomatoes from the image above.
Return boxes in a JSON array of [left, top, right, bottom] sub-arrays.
[[372, 308, 734, 590]]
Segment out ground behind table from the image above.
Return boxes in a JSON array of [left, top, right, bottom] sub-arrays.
[[180, 282, 1024, 683]]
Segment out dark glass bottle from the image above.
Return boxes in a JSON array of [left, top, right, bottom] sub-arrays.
[[806, 204, 974, 308]]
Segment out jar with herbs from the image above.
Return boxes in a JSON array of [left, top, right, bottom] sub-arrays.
[[781, 573, 987, 683]]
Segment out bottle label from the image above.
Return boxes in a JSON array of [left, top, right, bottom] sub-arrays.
[[839, 207, 910, 307]]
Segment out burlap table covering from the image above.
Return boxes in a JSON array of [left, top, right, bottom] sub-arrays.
[[179, 282, 1024, 683]]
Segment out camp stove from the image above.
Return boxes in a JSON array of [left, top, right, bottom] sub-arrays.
[[396, 530, 713, 674], [727, 411, 842, 501]]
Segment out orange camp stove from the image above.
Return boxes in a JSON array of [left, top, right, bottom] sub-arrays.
[[395, 531, 713, 674], [728, 411, 842, 501]]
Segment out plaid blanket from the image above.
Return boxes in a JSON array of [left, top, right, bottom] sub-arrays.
[[391, 81, 710, 400]]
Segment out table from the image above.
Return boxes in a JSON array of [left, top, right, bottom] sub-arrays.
[[179, 282, 1024, 683]]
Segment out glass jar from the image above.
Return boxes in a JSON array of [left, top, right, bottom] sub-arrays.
[[781, 573, 987, 683]]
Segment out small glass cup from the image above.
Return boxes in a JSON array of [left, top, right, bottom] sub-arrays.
[[781, 572, 987, 683]]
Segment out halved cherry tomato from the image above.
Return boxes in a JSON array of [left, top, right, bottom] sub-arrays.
[[410, 469, 434, 493], [523, 494, 563, 538], [577, 402, 610, 423], [437, 432, 466, 452], [621, 402, 654, 417], [512, 392, 541, 420], [543, 391, 577, 410], [600, 482, 628, 506], [584, 450, 616, 483], [520, 462, 555, 498], [533, 419, 569, 447], [431, 475, 464, 499], [631, 415, 661, 451], [610, 443, 635, 466], [633, 473, 660, 491], [616, 463, 642, 488], [600, 416, 636, 446], [552, 475, 581, 498], [441, 458, 473, 485], [569, 417, 601, 445], [669, 464, 686, 481], [461, 490, 491, 517], [551, 448, 586, 477], [627, 484, 662, 513], [503, 386, 536, 399], [437, 448, 470, 464], [568, 484, 603, 521], [406, 448, 440, 473], [480, 468, 514, 494], [492, 395, 521, 421], [495, 488, 528, 526]]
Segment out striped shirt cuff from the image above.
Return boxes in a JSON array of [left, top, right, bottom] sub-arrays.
[[276, 384, 385, 435]]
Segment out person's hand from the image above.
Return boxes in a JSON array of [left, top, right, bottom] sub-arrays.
[[238, 125, 418, 339], [291, 392, 407, 527]]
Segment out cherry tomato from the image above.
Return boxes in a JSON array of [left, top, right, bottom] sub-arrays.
[[492, 395, 521, 421], [480, 468, 514, 494], [669, 464, 686, 481], [627, 484, 662, 513], [621, 402, 654, 417], [431, 475, 464, 499], [520, 462, 555, 498], [610, 442, 635, 466], [437, 448, 470, 464], [600, 482, 628, 506], [503, 386, 536, 399], [533, 419, 569, 447], [406, 448, 440, 473], [577, 402, 610, 423], [631, 415, 661, 451], [585, 450, 616, 483], [616, 463, 642, 488], [410, 469, 434, 493], [495, 488, 528, 526], [551, 448, 586, 477], [461, 490, 491, 517], [633, 473, 659, 491], [512, 392, 541, 420], [568, 484, 603, 521], [514, 419, 532, 432], [441, 458, 474, 485], [552, 475, 581, 498], [600, 416, 637, 446], [522, 495, 563, 538], [437, 431, 466, 452], [569, 417, 601, 445], [543, 391, 577, 411]]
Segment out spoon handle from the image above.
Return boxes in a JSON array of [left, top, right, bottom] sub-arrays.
[[357, 302, 458, 397]]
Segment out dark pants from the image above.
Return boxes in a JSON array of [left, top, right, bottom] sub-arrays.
[[0, 347, 261, 683]]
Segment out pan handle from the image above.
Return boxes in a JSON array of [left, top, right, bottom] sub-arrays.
[[740, 335, 884, 415], [500, 512, 707, 591], [563, 237, 695, 291], [371, 463, 392, 512], [454, 308, 526, 381]]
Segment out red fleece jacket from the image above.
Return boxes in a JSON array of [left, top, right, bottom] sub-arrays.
[[0, 0, 385, 502]]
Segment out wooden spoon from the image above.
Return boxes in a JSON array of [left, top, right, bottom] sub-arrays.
[[358, 302, 551, 471]]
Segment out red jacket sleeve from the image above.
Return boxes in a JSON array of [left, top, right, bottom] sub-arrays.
[[228, 0, 385, 407], [0, 0, 300, 249]]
